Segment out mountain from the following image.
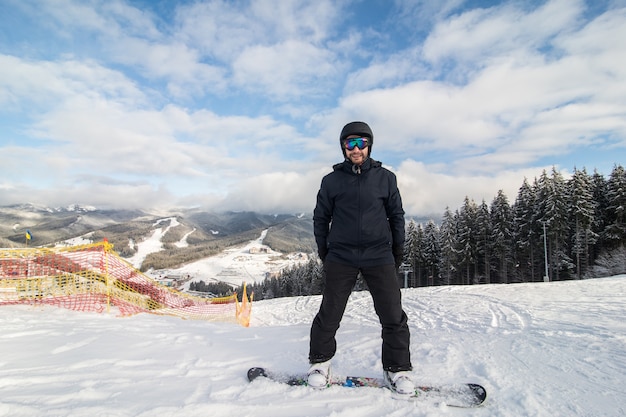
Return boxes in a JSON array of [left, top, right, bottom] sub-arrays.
[[0, 204, 316, 270], [0, 203, 148, 248]]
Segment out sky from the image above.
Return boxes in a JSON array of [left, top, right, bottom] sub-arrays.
[[0, 0, 625, 217]]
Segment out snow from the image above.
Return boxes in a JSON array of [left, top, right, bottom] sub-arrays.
[[1, 276, 625, 416], [55, 218, 307, 288], [174, 228, 195, 248], [6, 223, 625, 415], [57, 233, 95, 247], [147, 229, 307, 289], [126, 217, 180, 269]]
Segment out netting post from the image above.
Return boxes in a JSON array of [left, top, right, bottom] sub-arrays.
[[236, 282, 252, 327]]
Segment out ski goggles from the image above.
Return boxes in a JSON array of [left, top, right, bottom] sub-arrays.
[[343, 137, 369, 150]]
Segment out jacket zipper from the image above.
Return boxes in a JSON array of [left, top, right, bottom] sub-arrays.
[[356, 166, 362, 267]]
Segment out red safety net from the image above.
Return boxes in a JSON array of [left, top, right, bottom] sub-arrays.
[[0, 241, 252, 326]]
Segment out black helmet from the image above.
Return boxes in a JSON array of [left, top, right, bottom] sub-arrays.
[[339, 121, 373, 157]]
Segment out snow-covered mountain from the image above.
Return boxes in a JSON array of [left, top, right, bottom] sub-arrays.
[[0, 205, 316, 271], [0, 204, 146, 247], [117, 216, 305, 288], [0, 276, 624, 416]]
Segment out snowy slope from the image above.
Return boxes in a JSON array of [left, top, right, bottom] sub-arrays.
[[1, 276, 625, 417], [137, 226, 308, 288]]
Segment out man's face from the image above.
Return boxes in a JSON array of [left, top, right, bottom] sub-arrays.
[[344, 134, 369, 165]]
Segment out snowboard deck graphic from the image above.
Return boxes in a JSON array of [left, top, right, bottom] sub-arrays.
[[247, 367, 487, 408]]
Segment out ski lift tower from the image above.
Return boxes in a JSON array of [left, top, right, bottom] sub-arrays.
[[399, 263, 413, 289], [542, 221, 550, 282]]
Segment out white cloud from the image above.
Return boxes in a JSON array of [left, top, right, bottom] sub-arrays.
[[0, 55, 146, 110], [0, 0, 625, 216], [218, 169, 323, 214], [106, 38, 227, 97], [423, 0, 584, 66], [233, 40, 338, 100], [330, 1, 626, 179], [343, 47, 427, 93], [396, 159, 551, 217], [175, 0, 339, 55]]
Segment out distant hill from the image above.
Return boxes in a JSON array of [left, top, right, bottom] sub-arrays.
[[0, 204, 315, 271]]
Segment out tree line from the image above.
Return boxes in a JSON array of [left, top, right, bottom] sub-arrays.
[[235, 164, 626, 300], [408, 164, 625, 285]]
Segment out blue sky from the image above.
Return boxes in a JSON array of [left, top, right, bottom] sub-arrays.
[[0, 0, 624, 217]]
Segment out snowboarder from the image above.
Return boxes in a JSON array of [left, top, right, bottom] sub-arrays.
[[308, 121, 413, 395]]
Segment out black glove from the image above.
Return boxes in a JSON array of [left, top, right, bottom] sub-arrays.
[[393, 245, 403, 269], [318, 247, 328, 262]]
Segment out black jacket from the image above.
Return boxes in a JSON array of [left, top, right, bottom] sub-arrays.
[[313, 158, 405, 268]]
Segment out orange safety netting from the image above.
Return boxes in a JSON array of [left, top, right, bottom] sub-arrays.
[[0, 241, 252, 326]]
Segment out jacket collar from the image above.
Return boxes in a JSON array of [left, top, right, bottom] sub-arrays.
[[333, 158, 381, 173]]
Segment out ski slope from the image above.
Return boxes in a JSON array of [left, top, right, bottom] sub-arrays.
[[126, 222, 307, 288], [1, 275, 624, 416]]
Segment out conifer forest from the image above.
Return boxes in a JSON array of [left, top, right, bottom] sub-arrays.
[[243, 164, 626, 300]]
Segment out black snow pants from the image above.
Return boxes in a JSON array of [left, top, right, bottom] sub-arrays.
[[309, 261, 412, 372]]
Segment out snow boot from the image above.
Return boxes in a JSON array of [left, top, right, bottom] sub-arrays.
[[383, 370, 415, 396], [307, 360, 331, 389]]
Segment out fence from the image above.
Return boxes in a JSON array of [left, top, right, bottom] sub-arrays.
[[0, 240, 252, 326]]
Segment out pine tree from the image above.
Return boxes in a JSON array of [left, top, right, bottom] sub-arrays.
[[423, 220, 441, 286], [568, 167, 597, 279], [534, 171, 552, 281], [490, 190, 513, 283], [404, 220, 420, 287], [545, 167, 573, 280], [307, 258, 324, 295], [476, 200, 491, 284], [512, 178, 537, 282], [591, 169, 609, 259], [414, 223, 425, 286], [604, 164, 626, 249], [457, 197, 479, 284], [439, 207, 458, 285]]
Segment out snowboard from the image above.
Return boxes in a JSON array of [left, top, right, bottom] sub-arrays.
[[247, 367, 487, 408]]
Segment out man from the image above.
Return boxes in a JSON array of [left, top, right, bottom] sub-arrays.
[[308, 121, 413, 395]]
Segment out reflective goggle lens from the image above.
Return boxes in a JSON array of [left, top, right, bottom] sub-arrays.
[[344, 137, 369, 150]]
